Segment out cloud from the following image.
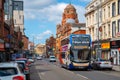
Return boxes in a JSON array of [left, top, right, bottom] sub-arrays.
[[24, 2, 66, 23], [74, 5, 86, 22], [35, 30, 52, 40], [24, 2, 86, 23], [24, 0, 56, 9]]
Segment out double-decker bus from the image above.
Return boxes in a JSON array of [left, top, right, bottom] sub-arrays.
[[59, 34, 92, 70]]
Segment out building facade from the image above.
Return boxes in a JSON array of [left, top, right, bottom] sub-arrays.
[[46, 35, 56, 57], [0, 0, 5, 62], [0, 0, 25, 62], [85, 0, 120, 65], [56, 4, 86, 56], [13, 0, 24, 35], [34, 44, 46, 55], [22, 35, 29, 51]]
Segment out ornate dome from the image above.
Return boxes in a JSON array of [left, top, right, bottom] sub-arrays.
[[65, 4, 75, 10]]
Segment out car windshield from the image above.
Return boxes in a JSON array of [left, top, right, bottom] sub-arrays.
[[0, 68, 17, 77], [50, 56, 55, 58], [70, 49, 90, 62]]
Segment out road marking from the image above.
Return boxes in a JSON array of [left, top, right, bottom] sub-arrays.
[[77, 74, 90, 80], [41, 72, 45, 75], [39, 72, 44, 80]]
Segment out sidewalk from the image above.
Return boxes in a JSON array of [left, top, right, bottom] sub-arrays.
[[112, 65, 120, 71]]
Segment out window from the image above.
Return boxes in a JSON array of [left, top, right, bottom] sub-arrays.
[[108, 6, 110, 17], [118, 0, 120, 14], [0, 68, 17, 77], [99, 11, 102, 22], [96, 13, 97, 23], [112, 21, 116, 37], [104, 9, 105, 19], [108, 24, 110, 37], [118, 19, 120, 32], [13, 1, 23, 10], [14, 19, 16, 24], [67, 11, 69, 13], [19, 15, 21, 19], [112, 2, 116, 17], [104, 26, 106, 38]]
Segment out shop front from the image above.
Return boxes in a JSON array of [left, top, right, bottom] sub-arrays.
[[92, 41, 101, 59], [0, 39, 5, 62], [110, 40, 120, 65], [101, 42, 110, 60]]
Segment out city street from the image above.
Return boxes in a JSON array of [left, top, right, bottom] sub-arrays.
[[1, 0, 120, 80], [30, 59, 120, 80]]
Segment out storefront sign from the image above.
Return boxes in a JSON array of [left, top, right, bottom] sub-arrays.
[[110, 40, 120, 49], [101, 42, 110, 49], [62, 45, 68, 52], [73, 46, 88, 49]]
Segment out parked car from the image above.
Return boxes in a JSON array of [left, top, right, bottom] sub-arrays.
[[0, 62, 26, 80], [36, 56, 42, 60], [16, 58, 31, 67], [49, 56, 56, 62], [15, 61, 30, 80], [28, 58, 35, 63], [91, 58, 113, 70]]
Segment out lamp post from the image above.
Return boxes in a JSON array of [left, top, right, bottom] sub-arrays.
[[96, 0, 102, 59]]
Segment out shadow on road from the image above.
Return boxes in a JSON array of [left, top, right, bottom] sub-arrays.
[[30, 63, 51, 80], [30, 66, 41, 80]]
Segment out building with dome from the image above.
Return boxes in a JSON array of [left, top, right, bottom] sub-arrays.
[[56, 4, 86, 54], [61, 4, 79, 26]]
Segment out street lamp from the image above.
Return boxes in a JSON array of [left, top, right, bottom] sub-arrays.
[[96, 0, 102, 59]]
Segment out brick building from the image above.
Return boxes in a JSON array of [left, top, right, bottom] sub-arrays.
[[22, 35, 29, 50], [0, 0, 5, 62], [46, 35, 56, 57], [56, 4, 86, 54]]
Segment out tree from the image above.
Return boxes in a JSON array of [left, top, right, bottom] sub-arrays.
[[18, 41, 24, 49]]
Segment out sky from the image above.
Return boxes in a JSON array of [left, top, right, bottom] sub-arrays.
[[24, 0, 92, 45]]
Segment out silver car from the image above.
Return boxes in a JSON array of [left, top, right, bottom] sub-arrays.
[[49, 56, 56, 62], [0, 62, 26, 80], [91, 58, 113, 70]]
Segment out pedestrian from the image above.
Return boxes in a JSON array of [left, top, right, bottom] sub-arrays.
[[109, 57, 113, 64]]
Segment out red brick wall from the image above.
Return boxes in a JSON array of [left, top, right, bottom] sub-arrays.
[[22, 35, 29, 50], [0, 0, 4, 39]]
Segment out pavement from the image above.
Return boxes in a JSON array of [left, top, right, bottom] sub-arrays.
[[112, 65, 120, 71]]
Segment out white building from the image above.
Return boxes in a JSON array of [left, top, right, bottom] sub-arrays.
[[13, 0, 24, 35], [85, 0, 120, 65]]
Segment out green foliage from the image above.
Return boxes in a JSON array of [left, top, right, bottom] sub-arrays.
[[18, 41, 24, 49]]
